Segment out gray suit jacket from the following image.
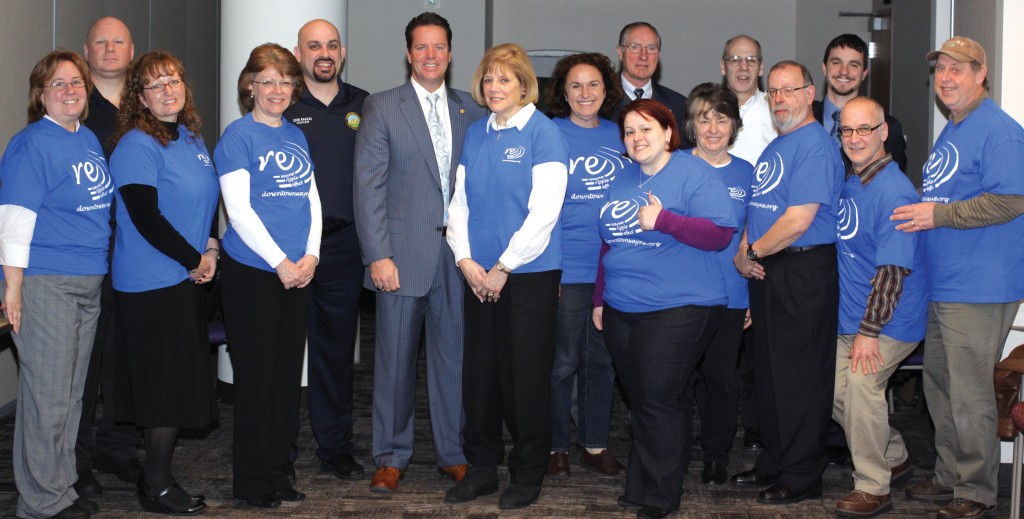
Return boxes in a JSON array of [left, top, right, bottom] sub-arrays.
[[354, 81, 487, 297]]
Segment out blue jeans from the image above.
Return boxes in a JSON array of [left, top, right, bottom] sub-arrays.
[[550, 283, 616, 453]]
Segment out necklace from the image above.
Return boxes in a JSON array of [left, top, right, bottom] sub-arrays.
[[638, 171, 657, 189]]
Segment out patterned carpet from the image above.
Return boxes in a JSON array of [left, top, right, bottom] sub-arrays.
[[0, 302, 1016, 518]]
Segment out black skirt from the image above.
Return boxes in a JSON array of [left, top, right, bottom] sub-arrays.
[[115, 279, 218, 429]]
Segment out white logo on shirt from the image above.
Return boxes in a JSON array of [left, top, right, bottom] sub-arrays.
[[728, 186, 747, 201], [837, 198, 858, 240], [752, 152, 784, 197], [503, 146, 526, 163], [921, 141, 958, 194], [570, 146, 626, 191], [257, 140, 314, 188], [72, 150, 113, 201]]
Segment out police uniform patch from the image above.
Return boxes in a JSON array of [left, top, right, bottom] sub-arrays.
[[346, 112, 360, 130]]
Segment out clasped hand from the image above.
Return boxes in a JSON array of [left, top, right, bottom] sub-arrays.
[[276, 255, 317, 289]]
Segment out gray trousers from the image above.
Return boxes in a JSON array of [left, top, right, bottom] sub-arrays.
[[833, 333, 917, 495], [924, 300, 1021, 506], [4, 275, 102, 519]]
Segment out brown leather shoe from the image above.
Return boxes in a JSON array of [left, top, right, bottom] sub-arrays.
[[835, 490, 892, 517], [547, 452, 570, 478], [889, 458, 913, 486], [437, 464, 467, 483], [905, 480, 953, 503], [580, 449, 626, 476], [369, 466, 403, 493], [937, 497, 997, 518]]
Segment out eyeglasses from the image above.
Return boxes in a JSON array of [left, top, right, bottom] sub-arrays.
[[621, 43, 660, 55], [251, 79, 296, 89], [144, 78, 184, 93], [838, 122, 883, 137], [45, 79, 85, 90], [766, 84, 811, 97], [724, 55, 761, 67]]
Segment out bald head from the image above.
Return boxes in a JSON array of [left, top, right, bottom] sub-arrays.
[[840, 96, 889, 172], [84, 17, 134, 80], [295, 19, 345, 83]]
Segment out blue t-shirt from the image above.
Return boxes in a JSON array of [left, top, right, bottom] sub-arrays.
[[214, 113, 315, 272], [747, 122, 843, 246], [461, 110, 569, 273], [554, 117, 626, 284], [599, 150, 734, 312], [110, 127, 219, 292], [0, 119, 113, 276], [695, 152, 753, 309], [837, 162, 927, 343], [920, 99, 1024, 303]]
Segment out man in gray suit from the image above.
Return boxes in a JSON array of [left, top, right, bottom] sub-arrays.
[[354, 11, 486, 494]]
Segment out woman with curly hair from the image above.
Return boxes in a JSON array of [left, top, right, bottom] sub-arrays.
[[108, 50, 218, 515]]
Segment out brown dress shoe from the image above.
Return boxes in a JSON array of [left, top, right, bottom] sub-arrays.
[[835, 490, 892, 517], [889, 458, 913, 486], [580, 449, 626, 476], [905, 480, 954, 503], [547, 452, 570, 478], [437, 464, 467, 483], [370, 466, 403, 493], [937, 497, 996, 519]]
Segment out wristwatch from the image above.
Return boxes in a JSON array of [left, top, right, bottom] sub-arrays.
[[495, 261, 513, 274], [746, 244, 760, 261]]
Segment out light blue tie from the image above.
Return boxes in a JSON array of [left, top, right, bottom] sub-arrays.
[[427, 93, 451, 224]]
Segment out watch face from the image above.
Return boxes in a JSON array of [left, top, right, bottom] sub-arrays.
[[747, 248, 757, 261]]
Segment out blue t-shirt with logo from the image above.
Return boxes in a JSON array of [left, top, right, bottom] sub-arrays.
[[837, 161, 927, 342], [0, 119, 113, 276], [920, 99, 1024, 303], [695, 152, 752, 309], [461, 109, 569, 273], [599, 150, 734, 312], [554, 117, 626, 284], [747, 122, 843, 246], [110, 127, 219, 292], [214, 113, 315, 273]]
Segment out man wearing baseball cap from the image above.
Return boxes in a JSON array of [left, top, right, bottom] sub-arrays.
[[892, 36, 1024, 519]]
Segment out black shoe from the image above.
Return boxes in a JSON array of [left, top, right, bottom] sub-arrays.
[[638, 505, 672, 518], [743, 427, 763, 450], [444, 474, 499, 503], [96, 456, 144, 484], [274, 487, 306, 501], [241, 493, 282, 508], [826, 445, 853, 467], [73, 497, 98, 515], [498, 484, 541, 510], [320, 453, 365, 480], [48, 503, 90, 519], [702, 462, 728, 485], [617, 495, 642, 509], [138, 479, 206, 515], [730, 468, 779, 488], [757, 481, 823, 505], [73, 471, 102, 499]]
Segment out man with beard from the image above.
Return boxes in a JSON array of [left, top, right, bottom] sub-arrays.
[[353, 11, 485, 493], [284, 18, 369, 481], [813, 34, 906, 172], [731, 61, 843, 505]]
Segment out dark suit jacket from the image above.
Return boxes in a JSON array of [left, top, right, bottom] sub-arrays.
[[612, 83, 693, 148], [813, 99, 907, 173], [353, 81, 487, 297]]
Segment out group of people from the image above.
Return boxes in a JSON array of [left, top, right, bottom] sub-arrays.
[[0, 11, 1022, 519]]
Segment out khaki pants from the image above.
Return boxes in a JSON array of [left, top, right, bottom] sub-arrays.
[[924, 301, 1021, 506], [833, 333, 918, 495]]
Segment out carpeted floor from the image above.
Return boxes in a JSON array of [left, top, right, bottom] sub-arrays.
[[0, 299, 1016, 518]]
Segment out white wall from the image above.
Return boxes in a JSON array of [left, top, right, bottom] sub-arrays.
[[346, 1, 487, 95]]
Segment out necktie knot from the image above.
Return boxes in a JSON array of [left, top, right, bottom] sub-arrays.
[[634, 88, 645, 100], [428, 92, 440, 107]]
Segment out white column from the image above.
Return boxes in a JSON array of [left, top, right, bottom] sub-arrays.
[[219, 0, 348, 134]]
